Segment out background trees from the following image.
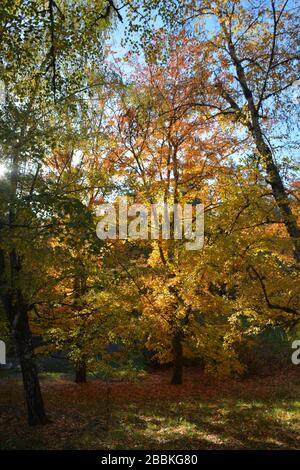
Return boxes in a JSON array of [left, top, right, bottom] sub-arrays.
[[0, 0, 299, 426]]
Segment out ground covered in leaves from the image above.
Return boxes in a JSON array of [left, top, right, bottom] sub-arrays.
[[1, 367, 300, 450]]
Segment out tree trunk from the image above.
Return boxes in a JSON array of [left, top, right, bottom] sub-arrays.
[[16, 322, 49, 425], [75, 360, 87, 383], [0, 249, 49, 425], [0, 134, 48, 425], [251, 123, 300, 262], [5, 292, 48, 425], [73, 273, 88, 384], [224, 29, 300, 262], [171, 332, 183, 385]]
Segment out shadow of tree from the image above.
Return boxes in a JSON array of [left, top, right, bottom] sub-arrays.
[[111, 399, 300, 449]]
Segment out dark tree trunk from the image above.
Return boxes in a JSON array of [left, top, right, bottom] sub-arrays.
[[224, 30, 300, 262], [73, 272, 88, 384], [0, 249, 48, 425], [171, 332, 183, 385], [0, 142, 48, 425], [75, 360, 87, 383], [17, 327, 49, 425], [5, 293, 48, 425], [251, 124, 300, 262]]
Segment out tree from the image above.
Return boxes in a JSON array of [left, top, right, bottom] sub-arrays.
[[105, 34, 245, 383], [103, 27, 299, 383], [126, 0, 300, 261], [0, 0, 120, 424]]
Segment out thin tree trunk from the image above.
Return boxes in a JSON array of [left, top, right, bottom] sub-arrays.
[[73, 273, 88, 384], [0, 251, 49, 426], [1, 275, 49, 425], [75, 360, 87, 383], [7, 155, 49, 425], [0, 94, 48, 425], [251, 123, 300, 262], [171, 332, 183, 385], [223, 28, 300, 262], [14, 301, 49, 425]]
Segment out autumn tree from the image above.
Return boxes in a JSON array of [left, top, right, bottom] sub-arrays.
[[126, 0, 300, 261], [31, 144, 120, 384], [0, 0, 121, 424], [103, 25, 299, 383], [105, 33, 246, 383]]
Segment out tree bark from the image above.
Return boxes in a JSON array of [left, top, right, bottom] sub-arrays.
[[75, 360, 87, 384], [250, 122, 300, 262], [14, 304, 49, 425], [222, 26, 300, 262], [171, 332, 183, 385], [0, 247, 49, 425], [73, 273, 88, 384], [2, 285, 48, 424], [0, 96, 49, 425]]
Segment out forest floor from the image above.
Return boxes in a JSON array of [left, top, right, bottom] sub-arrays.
[[0, 366, 300, 450]]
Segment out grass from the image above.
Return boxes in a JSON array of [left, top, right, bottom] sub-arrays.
[[0, 366, 299, 449]]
